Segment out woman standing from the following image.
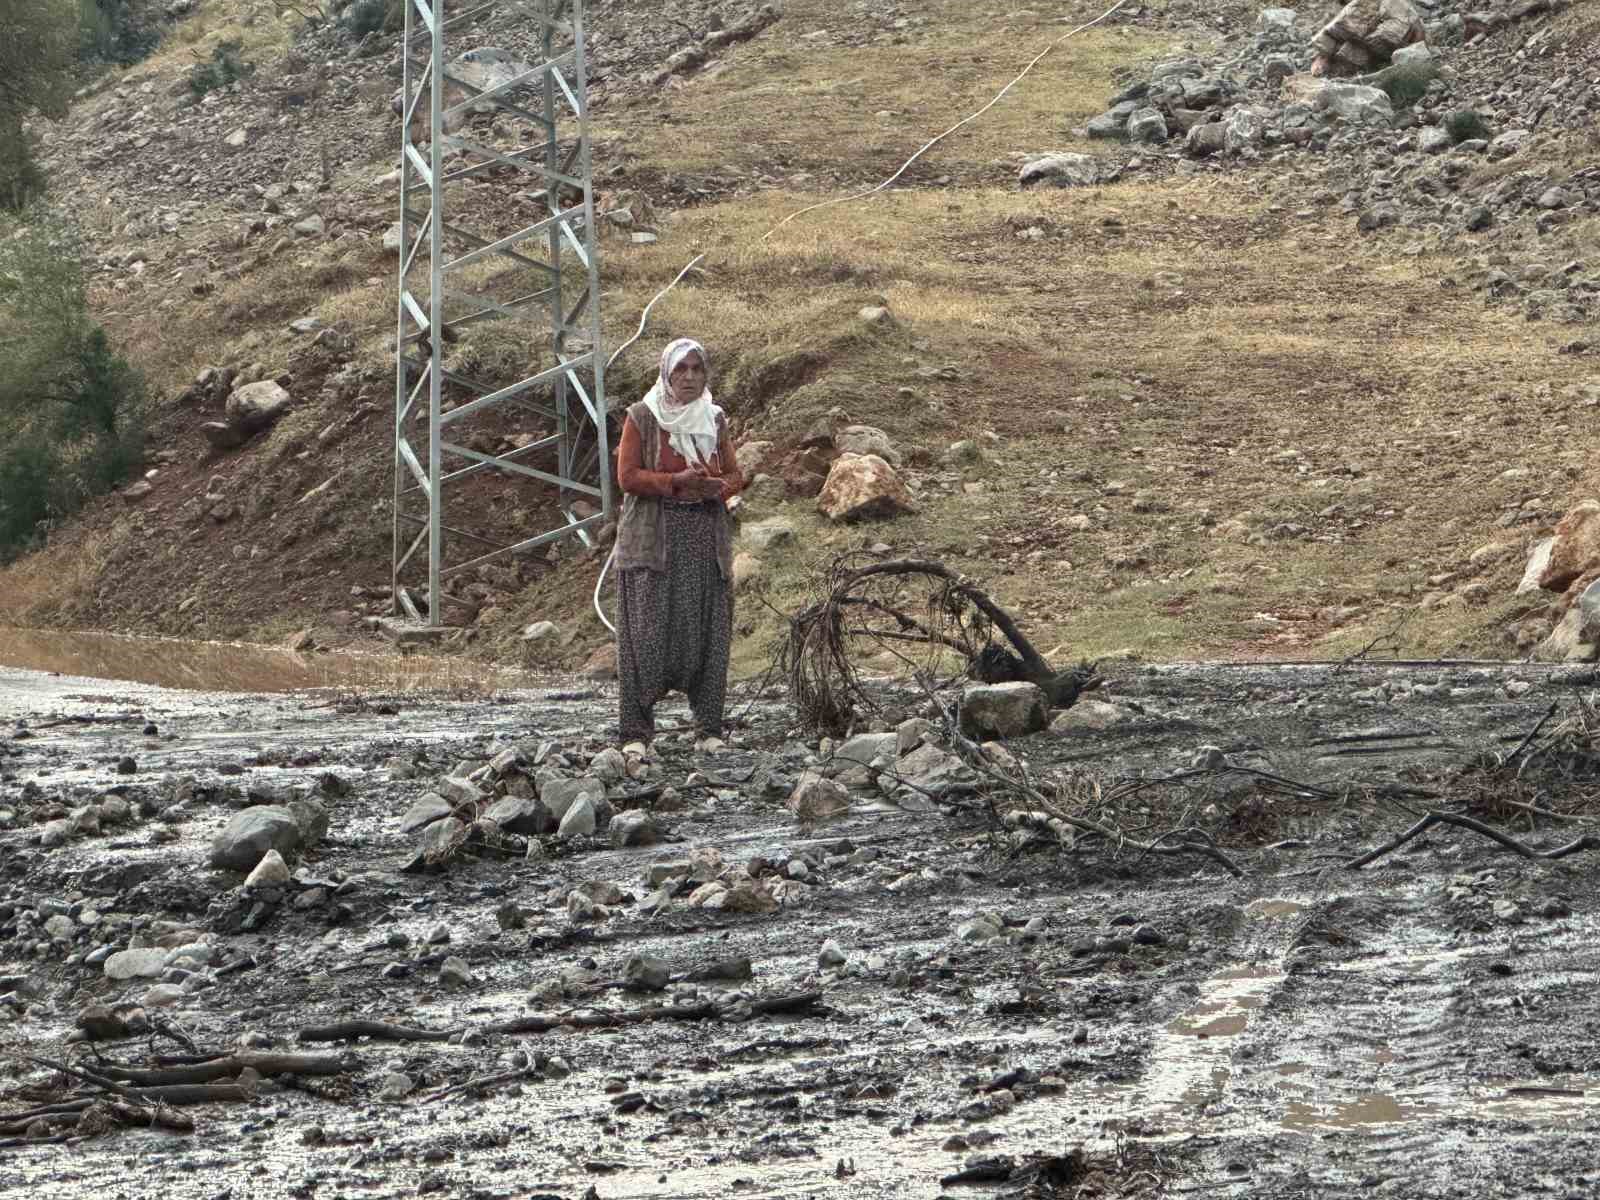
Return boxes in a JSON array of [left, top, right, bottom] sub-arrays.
[[613, 338, 744, 748]]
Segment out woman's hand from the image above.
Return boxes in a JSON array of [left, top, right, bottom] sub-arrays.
[[671, 470, 724, 500]]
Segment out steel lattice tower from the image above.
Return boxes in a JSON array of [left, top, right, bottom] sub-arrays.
[[392, 0, 609, 628]]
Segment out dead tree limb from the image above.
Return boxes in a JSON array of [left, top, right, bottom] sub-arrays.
[[1347, 812, 1600, 870], [298, 1019, 460, 1044], [917, 676, 1243, 876], [421, 1068, 536, 1104], [783, 555, 1099, 735], [485, 991, 824, 1036], [97, 1052, 348, 1087]]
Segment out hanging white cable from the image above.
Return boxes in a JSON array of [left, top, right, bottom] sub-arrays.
[[594, 0, 1133, 636], [760, 0, 1132, 240]]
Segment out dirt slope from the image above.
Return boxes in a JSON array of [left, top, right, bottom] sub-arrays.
[[2, 0, 1597, 674]]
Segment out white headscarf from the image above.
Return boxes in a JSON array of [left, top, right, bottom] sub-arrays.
[[642, 337, 721, 469]]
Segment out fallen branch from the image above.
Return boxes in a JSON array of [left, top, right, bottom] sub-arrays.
[[97, 1052, 348, 1087], [485, 991, 824, 1036], [917, 679, 1243, 876], [9, 1054, 146, 1107], [1346, 812, 1600, 870], [298, 1019, 460, 1044], [421, 1067, 536, 1104]]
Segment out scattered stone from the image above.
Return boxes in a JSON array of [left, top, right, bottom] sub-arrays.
[[1050, 701, 1133, 734], [623, 955, 671, 992], [244, 849, 291, 888], [439, 956, 475, 987], [225, 381, 293, 436], [959, 683, 1049, 739], [610, 810, 661, 848], [742, 517, 797, 552], [558, 795, 598, 838], [787, 774, 851, 823], [209, 806, 306, 871], [105, 948, 168, 982], [1019, 153, 1100, 189]]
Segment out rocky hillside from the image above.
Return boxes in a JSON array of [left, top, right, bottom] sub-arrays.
[[3, 0, 1598, 672]]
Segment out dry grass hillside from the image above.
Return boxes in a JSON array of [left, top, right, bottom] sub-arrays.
[[1, 0, 1594, 676]]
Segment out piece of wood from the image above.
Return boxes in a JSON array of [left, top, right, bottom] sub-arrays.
[[486, 991, 824, 1036], [98, 1052, 348, 1087], [1347, 811, 1600, 870], [421, 1068, 535, 1104], [298, 1019, 459, 1044]]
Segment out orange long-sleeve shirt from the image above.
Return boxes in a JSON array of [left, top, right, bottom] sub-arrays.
[[617, 414, 745, 501]]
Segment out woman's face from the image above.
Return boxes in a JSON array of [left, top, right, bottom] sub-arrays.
[[668, 352, 706, 403]]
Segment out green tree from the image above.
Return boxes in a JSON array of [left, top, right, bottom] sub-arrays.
[[0, 1, 75, 209], [0, 214, 145, 561]]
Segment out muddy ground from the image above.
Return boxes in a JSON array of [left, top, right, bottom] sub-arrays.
[[2, 638, 1600, 1198]]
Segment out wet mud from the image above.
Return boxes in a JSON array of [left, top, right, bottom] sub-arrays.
[[2, 642, 1599, 1198]]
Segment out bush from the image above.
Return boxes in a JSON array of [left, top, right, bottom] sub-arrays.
[[188, 40, 254, 99], [342, 0, 386, 36], [79, 0, 161, 66], [0, 120, 49, 213], [0, 214, 146, 563], [1444, 109, 1493, 144]]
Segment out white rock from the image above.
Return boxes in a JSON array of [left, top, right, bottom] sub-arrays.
[[104, 948, 169, 981], [244, 849, 290, 887]]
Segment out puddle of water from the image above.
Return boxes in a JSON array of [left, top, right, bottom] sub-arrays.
[[0, 626, 534, 695], [1140, 964, 1284, 1116], [1285, 1092, 1441, 1131]]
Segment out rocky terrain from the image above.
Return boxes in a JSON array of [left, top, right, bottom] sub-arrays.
[[0, 0, 1591, 673], [4, 645, 1600, 1196]]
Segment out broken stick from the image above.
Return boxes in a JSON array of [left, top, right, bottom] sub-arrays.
[[486, 991, 824, 1036], [298, 1019, 460, 1044], [1346, 811, 1600, 870]]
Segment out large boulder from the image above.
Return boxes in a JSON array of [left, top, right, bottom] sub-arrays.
[[225, 381, 293, 435], [817, 453, 917, 521], [1539, 500, 1600, 592], [209, 806, 303, 870], [959, 682, 1050, 740], [1019, 153, 1100, 189]]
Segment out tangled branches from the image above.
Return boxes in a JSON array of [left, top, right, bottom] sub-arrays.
[[780, 555, 1097, 736]]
